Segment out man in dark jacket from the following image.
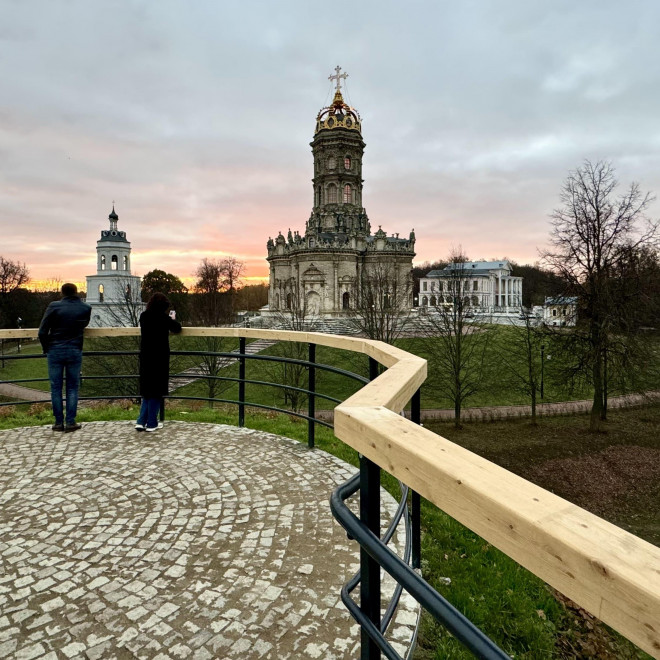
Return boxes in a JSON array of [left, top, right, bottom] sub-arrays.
[[38, 283, 92, 432]]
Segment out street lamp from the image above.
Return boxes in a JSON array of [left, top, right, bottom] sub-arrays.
[[17, 317, 23, 353]]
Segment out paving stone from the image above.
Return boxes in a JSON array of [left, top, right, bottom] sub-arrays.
[[0, 421, 419, 658]]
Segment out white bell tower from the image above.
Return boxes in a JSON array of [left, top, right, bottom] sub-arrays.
[[86, 206, 143, 326]]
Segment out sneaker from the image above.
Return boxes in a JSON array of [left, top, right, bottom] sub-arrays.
[[52, 423, 65, 432], [145, 426, 158, 433], [64, 423, 82, 433], [135, 423, 145, 431], [158, 422, 164, 429]]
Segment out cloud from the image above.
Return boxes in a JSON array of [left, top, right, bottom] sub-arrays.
[[1, 0, 660, 285]]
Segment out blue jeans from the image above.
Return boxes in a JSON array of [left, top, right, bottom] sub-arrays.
[[137, 398, 161, 429], [47, 346, 83, 426]]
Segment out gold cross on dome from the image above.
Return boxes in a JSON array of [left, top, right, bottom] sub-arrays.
[[329, 65, 348, 92]]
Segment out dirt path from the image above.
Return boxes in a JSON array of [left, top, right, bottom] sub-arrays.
[[316, 390, 660, 423], [3, 376, 658, 422]]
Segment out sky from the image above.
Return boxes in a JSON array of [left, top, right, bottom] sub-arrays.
[[2, 0, 660, 289]]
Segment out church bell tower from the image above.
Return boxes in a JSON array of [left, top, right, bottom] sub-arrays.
[[307, 66, 370, 237]]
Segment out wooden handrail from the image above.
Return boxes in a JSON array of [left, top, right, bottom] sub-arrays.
[[2, 326, 659, 657]]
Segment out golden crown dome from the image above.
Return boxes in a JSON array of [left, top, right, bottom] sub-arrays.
[[315, 88, 361, 135]]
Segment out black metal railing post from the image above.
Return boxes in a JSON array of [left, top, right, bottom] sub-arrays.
[[159, 397, 165, 423], [238, 337, 246, 427], [411, 387, 421, 571], [360, 454, 381, 660], [369, 357, 378, 382], [358, 355, 381, 659], [308, 343, 316, 449]]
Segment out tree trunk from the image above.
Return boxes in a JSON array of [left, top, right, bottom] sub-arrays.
[[454, 397, 462, 429], [531, 388, 537, 426], [602, 349, 608, 421], [590, 355, 604, 432]]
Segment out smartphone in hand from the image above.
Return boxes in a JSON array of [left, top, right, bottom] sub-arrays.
[[169, 310, 176, 319]]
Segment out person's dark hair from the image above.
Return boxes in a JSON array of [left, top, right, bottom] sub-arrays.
[[61, 283, 78, 297], [146, 292, 170, 313]]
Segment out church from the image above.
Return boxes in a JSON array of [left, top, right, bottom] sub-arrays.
[[85, 206, 143, 326], [265, 68, 415, 319]]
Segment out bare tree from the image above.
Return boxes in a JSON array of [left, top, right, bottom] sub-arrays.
[[192, 257, 245, 326], [0, 257, 30, 329], [350, 261, 413, 343], [541, 160, 658, 432], [421, 251, 493, 428], [184, 335, 235, 406], [221, 256, 245, 322], [502, 313, 548, 425], [0, 257, 30, 296], [270, 288, 320, 413]]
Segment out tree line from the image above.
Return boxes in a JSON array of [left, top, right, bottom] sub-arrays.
[[0, 257, 268, 331]]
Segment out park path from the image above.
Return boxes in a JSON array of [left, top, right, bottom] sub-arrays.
[[168, 339, 277, 392], [315, 390, 660, 423], [0, 421, 417, 659]]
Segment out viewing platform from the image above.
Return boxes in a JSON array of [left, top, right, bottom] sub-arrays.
[[0, 421, 417, 659]]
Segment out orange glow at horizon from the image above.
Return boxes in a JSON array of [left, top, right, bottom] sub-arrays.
[[28, 276, 269, 294]]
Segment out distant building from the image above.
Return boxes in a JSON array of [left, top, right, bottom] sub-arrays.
[[418, 260, 523, 311], [265, 67, 415, 318], [543, 296, 577, 327], [86, 206, 143, 327]]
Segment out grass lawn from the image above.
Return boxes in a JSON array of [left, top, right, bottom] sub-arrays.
[[0, 401, 653, 658], [0, 342, 49, 391], [3, 329, 659, 414]]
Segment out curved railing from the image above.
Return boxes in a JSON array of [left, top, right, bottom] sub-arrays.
[[1, 327, 659, 659]]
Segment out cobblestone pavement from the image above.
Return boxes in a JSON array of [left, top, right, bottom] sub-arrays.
[[0, 422, 418, 659]]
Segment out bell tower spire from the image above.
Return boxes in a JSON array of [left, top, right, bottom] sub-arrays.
[[308, 67, 369, 237]]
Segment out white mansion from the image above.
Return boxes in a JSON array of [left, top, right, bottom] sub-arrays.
[[85, 206, 143, 326], [419, 260, 523, 311]]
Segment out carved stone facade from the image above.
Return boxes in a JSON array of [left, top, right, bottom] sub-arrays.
[[266, 70, 415, 318]]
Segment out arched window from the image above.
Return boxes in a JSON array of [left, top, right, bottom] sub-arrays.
[[123, 256, 129, 270], [125, 284, 131, 299], [275, 293, 280, 309], [472, 296, 479, 306], [328, 184, 337, 203], [430, 296, 437, 306], [343, 184, 352, 204], [101, 255, 106, 271], [342, 292, 350, 310], [99, 284, 104, 303], [327, 157, 336, 169], [286, 293, 292, 310], [344, 156, 351, 170], [422, 296, 428, 306], [111, 255, 118, 271]]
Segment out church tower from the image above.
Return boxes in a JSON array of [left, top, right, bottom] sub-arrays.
[[86, 206, 143, 326], [307, 66, 369, 237], [266, 67, 415, 320]]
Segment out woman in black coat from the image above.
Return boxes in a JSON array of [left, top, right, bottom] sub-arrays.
[[135, 293, 182, 432]]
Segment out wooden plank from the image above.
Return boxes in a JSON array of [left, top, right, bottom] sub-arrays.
[[333, 405, 660, 658]]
